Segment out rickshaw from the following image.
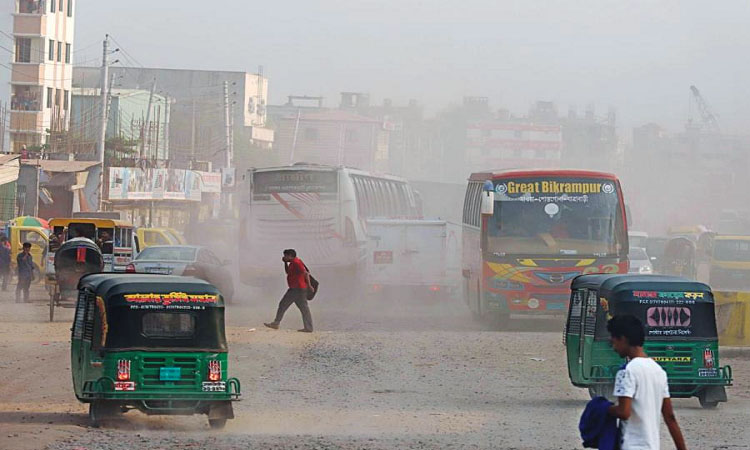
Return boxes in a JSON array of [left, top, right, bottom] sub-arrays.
[[47, 218, 138, 306], [661, 237, 697, 280], [564, 274, 732, 408], [71, 274, 240, 428], [49, 238, 103, 321]]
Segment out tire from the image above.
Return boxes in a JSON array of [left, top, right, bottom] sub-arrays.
[[208, 418, 227, 430], [699, 397, 719, 409], [89, 401, 120, 427]]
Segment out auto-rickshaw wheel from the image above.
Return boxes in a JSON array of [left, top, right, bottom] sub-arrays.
[[89, 400, 121, 427], [48, 295, 54, 322], [699, 397, 719, 409], [208, 418, 227, 429]]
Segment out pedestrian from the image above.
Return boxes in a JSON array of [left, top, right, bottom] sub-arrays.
[[264, 249, 314, 333], [0, 236, 10, 291], [607, 315, 687, 450], [16, 242, 34, 303]]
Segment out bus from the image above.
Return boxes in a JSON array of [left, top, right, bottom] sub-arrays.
[[239, 164, 421, 286], [461, 169, 629, 324]]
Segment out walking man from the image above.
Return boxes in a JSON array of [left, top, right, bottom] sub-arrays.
[[16, 242, 34, 303], [264, 249, 313, 333], [0, 236, 10, 291], [607, 315, 687, 450]]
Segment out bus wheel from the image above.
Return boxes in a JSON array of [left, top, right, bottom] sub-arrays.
[[209, 418, 227, 429]]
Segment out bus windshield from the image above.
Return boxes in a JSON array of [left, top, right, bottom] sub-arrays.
[[487, 177, 624, 256], [713, 239, 750, 262]]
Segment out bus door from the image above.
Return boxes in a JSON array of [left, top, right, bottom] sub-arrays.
[[110, 227, 134, 272]]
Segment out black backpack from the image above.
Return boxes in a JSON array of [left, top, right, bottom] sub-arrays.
[[303, 264, 319, 300]]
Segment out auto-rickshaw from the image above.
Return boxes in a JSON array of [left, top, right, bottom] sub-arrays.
[[136, 227, 187, 248], [71, 273, 240, 428], [49, 238, 103, 321], [661, 237, 697, 280], [565, 274, 732, 408]]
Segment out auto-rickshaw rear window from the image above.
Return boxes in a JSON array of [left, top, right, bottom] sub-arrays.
[[142, 313, 195, 339], [605, 289, 718, 340]]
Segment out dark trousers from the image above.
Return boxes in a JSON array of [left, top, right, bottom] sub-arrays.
[[274, 288, 313, 331], [16, 274, 31, 302], [0, 268, 9, 291]]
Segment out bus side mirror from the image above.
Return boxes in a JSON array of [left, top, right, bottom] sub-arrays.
[[481, 190, 494, 216]]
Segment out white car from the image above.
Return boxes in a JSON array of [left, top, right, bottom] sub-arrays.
[[628, 247, 653, 274], [126, 245, 235, 302], [628, 231, 649, 249]]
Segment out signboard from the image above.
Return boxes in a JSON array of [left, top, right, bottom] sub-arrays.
[[198, 171, 222, 193], [373, 250, 393, 264], [108, 168, 204, 201]]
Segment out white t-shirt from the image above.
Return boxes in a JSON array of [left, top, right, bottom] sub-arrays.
[[613, 357, 670, 450]]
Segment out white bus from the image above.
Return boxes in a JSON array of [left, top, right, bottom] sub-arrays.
[[239, 164, 422, 286]]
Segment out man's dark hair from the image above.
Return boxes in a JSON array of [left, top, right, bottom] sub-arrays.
[[607, 314, 645, 347], [22, 242, 31, 249], [283, 249, 297, 257]]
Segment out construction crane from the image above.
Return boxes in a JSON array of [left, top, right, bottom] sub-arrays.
[[689, 85, 721, 133]]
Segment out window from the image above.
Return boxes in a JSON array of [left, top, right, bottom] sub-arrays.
[[59, 0, 63, 12], [67, 0, 73, 16], [15, 38, 31, 63], [345, 128, 358, 143], [55, 88, 60, 106], [57, 41, 62, 62], [48, 39, 54, 61], [65, 43, 71, 63], [136, 246, 197, 261], [63, 90, 69, 110], [142, 313, 196, 338], [303, 127, 319, 142], [46, 87, 52, 108], [50, 0, 55, 12]]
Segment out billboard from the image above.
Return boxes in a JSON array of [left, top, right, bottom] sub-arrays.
[[108, 168, 210, 201]]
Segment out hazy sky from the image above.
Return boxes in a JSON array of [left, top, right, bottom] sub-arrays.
[[74, 0, 750, 134]]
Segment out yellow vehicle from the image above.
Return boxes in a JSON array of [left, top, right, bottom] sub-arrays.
[[709, 236, 750, 291], [136, 227, 187, 248], [7, 225, 48, 278]]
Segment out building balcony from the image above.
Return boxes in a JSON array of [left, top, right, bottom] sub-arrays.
[[13, 13, 46, 36], [10, 110, 45, 133], [11, 63, 44, 84]]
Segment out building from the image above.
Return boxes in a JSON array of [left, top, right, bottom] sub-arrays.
[[273, 109, 389, 172], [7, 0, 75, 154], [559, 105, 620, 171], [73, 66, 273, 170], [69, 88, 171, 161]]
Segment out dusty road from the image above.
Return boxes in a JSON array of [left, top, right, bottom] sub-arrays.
[[1, 285, 749, 449]]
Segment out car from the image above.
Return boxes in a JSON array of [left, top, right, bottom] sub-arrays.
[[126, 245, 235, 302], [628, 231, 649, 249], [628, 247, 653, 274]]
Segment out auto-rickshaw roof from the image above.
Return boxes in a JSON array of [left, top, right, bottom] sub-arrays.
[[49, 218, 134, 228], [78, 273, 224, 307], [571, 274, 712, 299]]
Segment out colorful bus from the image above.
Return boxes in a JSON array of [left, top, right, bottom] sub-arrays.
[[461, 169, 629, 324], [239, 164, 421, 286]]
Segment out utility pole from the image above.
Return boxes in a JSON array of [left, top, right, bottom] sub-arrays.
[[141, 78, 156, 160], [289, 108, 301, 164], [97, 35, 109, 211], [222, 81, 232, 169], [163, 95, 170, 161], [190, 98, 196, 165]]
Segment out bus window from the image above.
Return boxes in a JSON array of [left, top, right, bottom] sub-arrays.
[[352, 177, 366, 217], [463, 184, 472, 224], [375, 179, 386, 217], [69, 223, 96, 240], [366, 178, 378, 217]]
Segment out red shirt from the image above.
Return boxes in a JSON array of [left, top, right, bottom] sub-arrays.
[[286, 257, 308, 289]]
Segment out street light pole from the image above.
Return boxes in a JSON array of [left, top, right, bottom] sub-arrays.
[[97, 35, 109, 211]]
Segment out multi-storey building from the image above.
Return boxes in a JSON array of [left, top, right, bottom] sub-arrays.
[[7, 0, 75, 154]]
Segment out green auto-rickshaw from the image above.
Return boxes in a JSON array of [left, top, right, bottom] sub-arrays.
[[564, 274, 731, 408], [71, 273, 241, 428]]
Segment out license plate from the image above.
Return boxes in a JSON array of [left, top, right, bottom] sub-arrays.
[[147, 267, 171, 274], [202, 381, 226, 392], [114, 381, 136, 391], [160, 367, 181, 381], [373, 251, 393, 264]]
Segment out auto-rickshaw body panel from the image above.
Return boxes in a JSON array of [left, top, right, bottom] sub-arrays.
[[565, 274, 731, 399]]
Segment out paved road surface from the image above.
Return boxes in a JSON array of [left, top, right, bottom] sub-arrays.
[[1, 285, 749, 449]]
